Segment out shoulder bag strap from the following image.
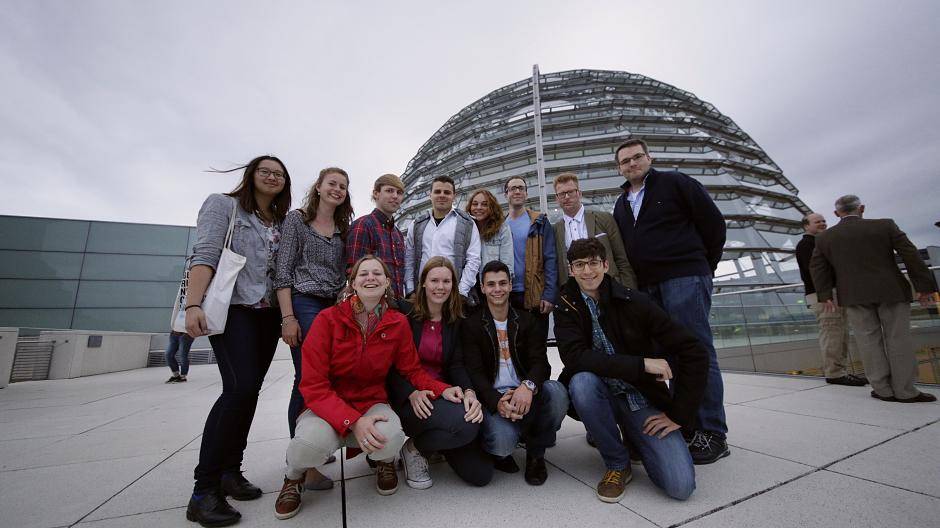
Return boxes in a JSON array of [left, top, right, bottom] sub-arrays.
[[223, 198, 238, 250]]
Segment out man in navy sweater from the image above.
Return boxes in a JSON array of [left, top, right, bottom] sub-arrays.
[[612, 138, 729, 465]]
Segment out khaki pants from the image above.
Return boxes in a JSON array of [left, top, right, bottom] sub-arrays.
[[285, 403, 405, 480], [807, 293, 850, 378], [844, 302, 918, 400]]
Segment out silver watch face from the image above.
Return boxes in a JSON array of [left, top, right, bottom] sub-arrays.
[[524, 380, 536, 390]]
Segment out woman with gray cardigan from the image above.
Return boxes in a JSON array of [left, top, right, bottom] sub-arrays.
[[184, 155, 292, 528], [466, 189, 514, 283]]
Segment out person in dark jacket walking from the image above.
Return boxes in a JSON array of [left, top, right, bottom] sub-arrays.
[[462, 260, 568, 485], [794, 213, 866, 386], [555, 238, 708, 502], [612, 138, 729, 465]]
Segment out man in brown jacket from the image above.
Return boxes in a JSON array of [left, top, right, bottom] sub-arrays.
[[810, 195, 937, 403], [552, 173, 636, 289]]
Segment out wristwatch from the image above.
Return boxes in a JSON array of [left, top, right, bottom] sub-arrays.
[[521, 379, 538, 394]]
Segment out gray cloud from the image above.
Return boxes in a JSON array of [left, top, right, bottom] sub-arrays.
[[1, 0, 937, 247]]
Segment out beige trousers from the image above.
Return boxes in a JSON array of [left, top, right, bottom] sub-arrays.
[[844, 302, 918, 399], [285, 403, 405, 480], [808, 293, 850, 378]]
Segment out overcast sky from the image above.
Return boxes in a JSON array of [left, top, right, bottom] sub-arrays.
[[2, 0, 938, 246]]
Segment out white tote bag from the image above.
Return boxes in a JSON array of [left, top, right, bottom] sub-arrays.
[[170, 199, 246, 335]]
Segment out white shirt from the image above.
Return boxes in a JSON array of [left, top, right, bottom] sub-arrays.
[[627, 177, 647, 223], [405, 209, 482, 296], [563, 205, 588, 249]]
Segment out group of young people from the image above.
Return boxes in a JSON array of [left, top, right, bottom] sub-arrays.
[[181, 138, 731, 527]]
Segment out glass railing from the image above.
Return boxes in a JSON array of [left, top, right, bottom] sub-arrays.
[[713, 274, 940, 384]]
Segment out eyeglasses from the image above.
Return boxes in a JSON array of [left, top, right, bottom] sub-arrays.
[[556, 189, 580, 199], [618, 152, 648, 166], [256, 168, 286, 180], [570, 258, 605, 272], [506, 185, 527, 193]]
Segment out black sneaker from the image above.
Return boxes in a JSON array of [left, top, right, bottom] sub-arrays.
[[186, 490, 240, 527], [220, 472, 263, 501], [166, 374, 182, 383], [688, 430, 730, 465], [493, 455, 520, 473]]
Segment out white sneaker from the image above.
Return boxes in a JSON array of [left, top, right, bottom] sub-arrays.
[[400, 438, 432, 489]]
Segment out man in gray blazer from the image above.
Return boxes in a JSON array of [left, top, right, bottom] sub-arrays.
[[810, 195, 937, 403], [553, 173, 636, 289]]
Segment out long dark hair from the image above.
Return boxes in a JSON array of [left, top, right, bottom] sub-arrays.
[[301, 167, 354, 239], [465, 189, 505, 241], [213, 155, 291, 223]]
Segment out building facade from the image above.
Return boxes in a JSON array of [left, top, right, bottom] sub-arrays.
[[398, 69, 811, 290], [0, 215, 192, 333]]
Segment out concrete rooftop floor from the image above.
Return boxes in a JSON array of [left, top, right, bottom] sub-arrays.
[[1, 347, 939, 528]]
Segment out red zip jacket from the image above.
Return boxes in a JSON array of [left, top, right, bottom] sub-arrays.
[[299, 298, 451, 436]]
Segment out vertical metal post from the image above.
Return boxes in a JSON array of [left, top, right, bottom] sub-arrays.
[[532, 64, 548, 212]]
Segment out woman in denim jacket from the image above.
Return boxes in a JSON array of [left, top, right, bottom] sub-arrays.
[[184, 155, 292, 527], [466, 189, 514, 285], [273, 167, 353, 491]]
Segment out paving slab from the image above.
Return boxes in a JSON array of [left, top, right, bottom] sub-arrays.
[[546, 433, 812, 526], [0, 435, 69, 470], [683, 469, 940, 528], [827, 420, 940, 498], [725, 404, 900, 467], [723, 382, 796, 404], [743, 383, 940, 430], [721, 372, 829, 390], [0, 453, 164, 528]]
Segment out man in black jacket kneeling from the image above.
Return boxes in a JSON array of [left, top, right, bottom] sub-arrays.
[[555, 238, 708, 503], [463, 260, 569, 486]]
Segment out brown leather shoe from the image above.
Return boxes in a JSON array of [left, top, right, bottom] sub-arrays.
[[596, 468, 632, 503], [375, 460, 399, 495], [274, 477, 304, 520], [304, 467, 334, 491]]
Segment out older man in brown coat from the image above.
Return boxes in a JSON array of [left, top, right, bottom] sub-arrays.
[[810, 195, 937, 402]]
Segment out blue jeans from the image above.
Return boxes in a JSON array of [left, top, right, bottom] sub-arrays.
[[644, 275, 727, 437], [165, 333, 194, 376], [288, 293, 332, 438], [568, 372, 695, 500], [482, 380, 569, 458]]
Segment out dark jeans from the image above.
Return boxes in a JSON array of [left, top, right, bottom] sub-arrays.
[[395, 397, 493, 486], [193, 306, 280, 493], [165, 333, 194, 376], [509, 291, 550, 343], [643, 275, 727, 437], [481, 380, 568, 458], [568, 372, 695, 500], [288, 293, 333, 438]]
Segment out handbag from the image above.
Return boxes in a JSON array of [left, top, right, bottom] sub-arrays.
[[169, 198, 246, 335]]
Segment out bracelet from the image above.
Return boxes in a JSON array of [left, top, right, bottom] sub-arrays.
[[184, 305, 202, 311], [281, 314, 296, 321]]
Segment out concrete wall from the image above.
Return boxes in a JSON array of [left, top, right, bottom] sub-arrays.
[[0, 327, 17, 388], [42, 330, 152, 379]]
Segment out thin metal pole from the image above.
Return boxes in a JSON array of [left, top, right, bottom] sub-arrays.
[[532, 64, 548, 213]]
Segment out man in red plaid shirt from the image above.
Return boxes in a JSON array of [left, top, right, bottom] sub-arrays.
[[345, 174, 407, 298]]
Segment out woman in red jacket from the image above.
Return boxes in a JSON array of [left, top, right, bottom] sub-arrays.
[[273, 255, 464, 520]]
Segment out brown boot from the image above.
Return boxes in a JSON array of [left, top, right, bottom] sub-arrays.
[[596, 468, 632, 503], [374, 459, 399, 496], [274, 476, 304, 520]]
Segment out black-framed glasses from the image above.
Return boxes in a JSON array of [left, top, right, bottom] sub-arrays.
[[506, 185, 527, 193], [618, 152, 648, 166], [556, 189, 580, 199], [570, 258, 604, 271], [256, 168, 286, 180]]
